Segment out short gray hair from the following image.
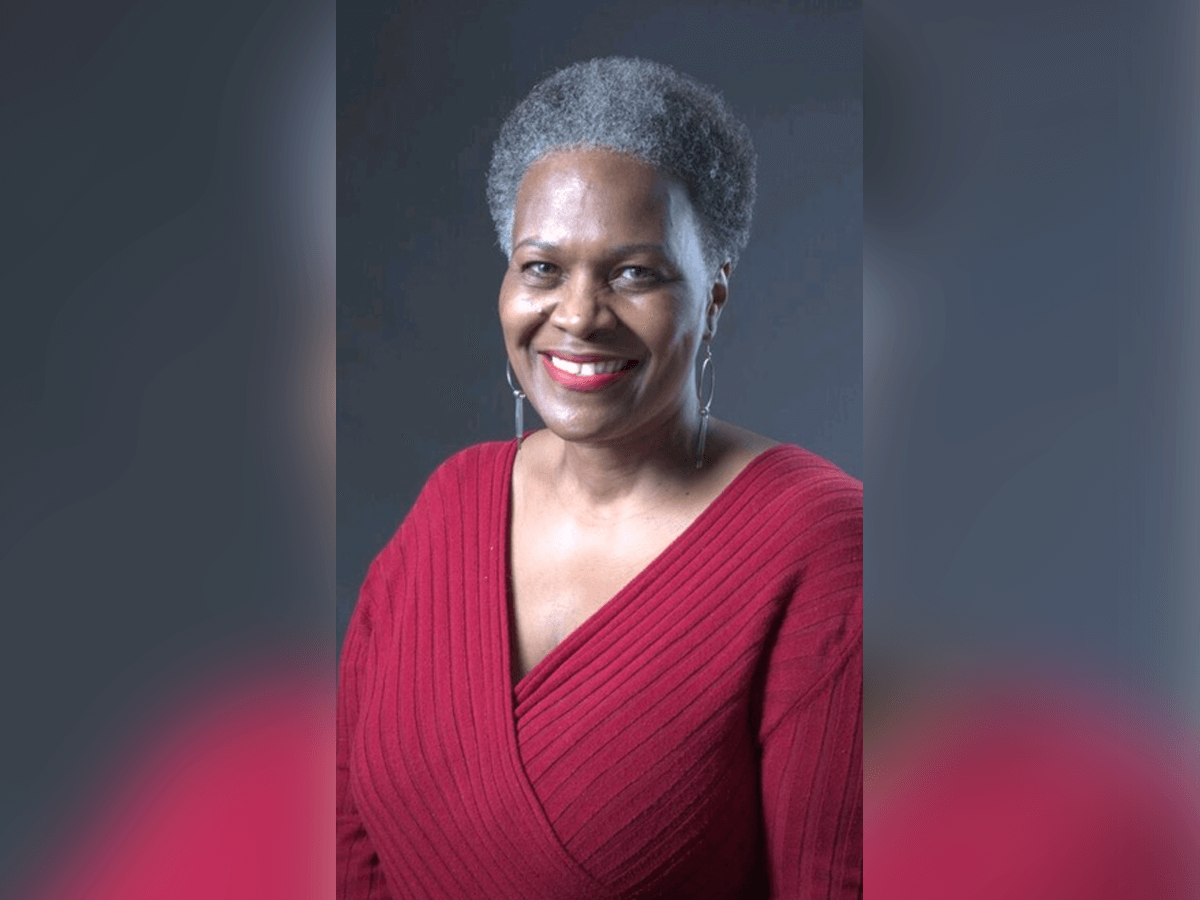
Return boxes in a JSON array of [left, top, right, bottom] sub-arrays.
[[486, 57, 757, 272]]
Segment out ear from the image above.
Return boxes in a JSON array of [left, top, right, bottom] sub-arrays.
[[703, 263, 731, 341]]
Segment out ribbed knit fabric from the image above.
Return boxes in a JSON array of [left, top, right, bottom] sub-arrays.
[[337, 440, 862, 899]]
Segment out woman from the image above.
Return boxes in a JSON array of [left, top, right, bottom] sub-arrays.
[[338, 58, 862, 899]]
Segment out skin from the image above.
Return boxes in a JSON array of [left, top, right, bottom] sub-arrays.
[[499, 148, 777, 681]]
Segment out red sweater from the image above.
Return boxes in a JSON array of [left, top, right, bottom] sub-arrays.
[[337, 441, 862, 899]]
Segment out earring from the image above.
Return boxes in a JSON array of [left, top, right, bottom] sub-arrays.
[[695, 341, 714, 469], [505, 359, 525, 446]]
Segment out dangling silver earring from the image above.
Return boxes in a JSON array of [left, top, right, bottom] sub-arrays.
[[695, 341, 714, 469], [505, 359, 525, 446]]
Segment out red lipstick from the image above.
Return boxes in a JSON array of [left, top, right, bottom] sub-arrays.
[[539, 353, 638, 392]]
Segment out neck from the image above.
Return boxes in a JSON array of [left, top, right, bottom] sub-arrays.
[[542, 412, 710, 511]]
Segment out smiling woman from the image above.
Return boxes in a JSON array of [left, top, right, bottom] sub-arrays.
[[501, 149, 718, 461], [337, 57, 863, 900]]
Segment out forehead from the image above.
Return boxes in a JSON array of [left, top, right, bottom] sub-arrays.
[[511, 148, 695, 249]]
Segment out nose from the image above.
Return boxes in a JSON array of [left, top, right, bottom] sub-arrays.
[[547, 272, 616, 338]]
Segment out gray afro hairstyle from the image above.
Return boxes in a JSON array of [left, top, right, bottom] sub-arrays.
[[486, 57, 757, 272]]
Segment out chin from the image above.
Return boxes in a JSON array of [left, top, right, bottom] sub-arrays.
[[527, 403, 616, 444], [538, 417, 619, 446]]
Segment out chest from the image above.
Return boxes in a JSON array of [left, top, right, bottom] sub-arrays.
[[357, 535, 768, 897], [508, 506, 691, 680]]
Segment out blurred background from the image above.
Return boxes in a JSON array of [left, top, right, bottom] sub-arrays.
[[864, 0, 1199, 740], [1, 1, 333, 897], [336, 0, 865, 653], [865, 0, 1200, 894]]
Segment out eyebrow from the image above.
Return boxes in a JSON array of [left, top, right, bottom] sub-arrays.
[[512, 239, 668, 257]]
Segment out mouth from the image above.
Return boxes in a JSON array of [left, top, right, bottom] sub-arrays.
[[539, 352, 639, 391]]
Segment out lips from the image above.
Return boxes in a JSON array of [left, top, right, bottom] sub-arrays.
[[539, 352, 638, 392]]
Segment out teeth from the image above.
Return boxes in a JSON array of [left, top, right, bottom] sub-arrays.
[[549, 356, 626, 376]]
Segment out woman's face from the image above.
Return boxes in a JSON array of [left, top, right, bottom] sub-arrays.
[[499, 148, 727, 450]]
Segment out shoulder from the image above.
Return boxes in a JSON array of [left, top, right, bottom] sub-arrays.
[[709, 443, 861, 636], [745, 448, 862, 647], [711, 422, 860, 517], [361, 439, 516, 605], [426, 439, 516, 484], [705, 441, 861, 571], [748, 448, 861, 734], [737, 444, 862, 538], [400, 439, 517, 515], [771, 446, 861, 589], [754, 444, 861, 494], [402, 439, 517, 524]]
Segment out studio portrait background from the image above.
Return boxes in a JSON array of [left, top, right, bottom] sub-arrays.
[[337, 0, 863, 649]]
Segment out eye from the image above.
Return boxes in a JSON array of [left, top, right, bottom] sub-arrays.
[[614, 266, 660, 284], [519, 261, 562, 286], [521, 261, 559, 280]]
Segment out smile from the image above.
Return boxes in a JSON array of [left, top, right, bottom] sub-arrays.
[[549, 355, 627, 376], [540, 353, 638, 391]]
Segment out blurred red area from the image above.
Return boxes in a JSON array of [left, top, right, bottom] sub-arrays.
[[18, 669, 333, 900], [867, 682, 1200, 899]]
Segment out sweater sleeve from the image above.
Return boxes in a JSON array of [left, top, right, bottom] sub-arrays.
[[759, 486, 863, 899], [336, 556, 394, 900]]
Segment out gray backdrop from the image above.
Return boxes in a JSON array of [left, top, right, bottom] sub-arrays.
[[337, 0, 863, 649]]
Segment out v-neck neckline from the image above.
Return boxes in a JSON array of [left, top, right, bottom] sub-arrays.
[[496, 437, 790, 706]]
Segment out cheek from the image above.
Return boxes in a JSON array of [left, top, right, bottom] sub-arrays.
[[498, 285, 542, 345], [496, 275, 520, 323], [655, 299, 705, 355]]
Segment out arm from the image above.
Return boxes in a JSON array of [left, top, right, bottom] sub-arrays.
[[336, 561, 393, 900], [759, 489, 863, 899], [760, 635, 863, 899]]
